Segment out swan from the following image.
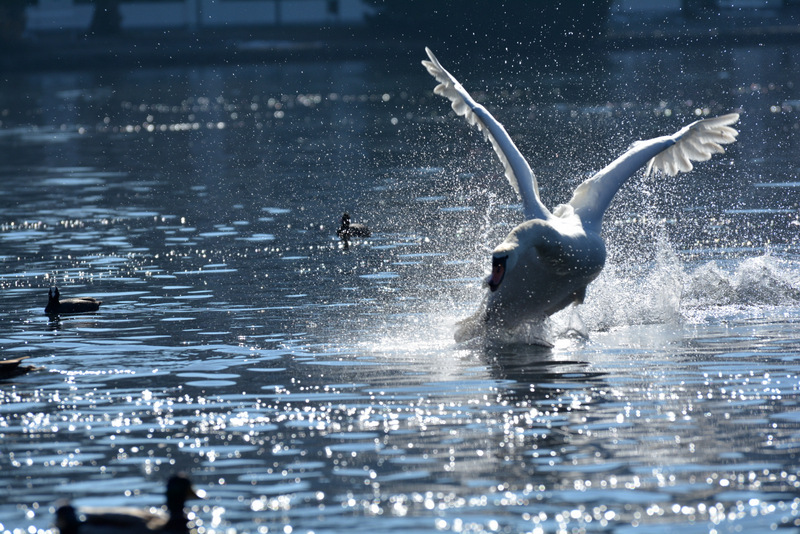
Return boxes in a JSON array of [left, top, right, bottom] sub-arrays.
[[54, 474, 201, 534], [422, 47, 739, 342], [45, 286, 102, 315]]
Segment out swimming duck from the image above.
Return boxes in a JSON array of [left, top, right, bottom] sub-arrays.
[[0, 356, 37, 379], [54, 474, 201, 534], [336, 212, 371, 246], [422, 47, 739, 341], [45, 287, 102, 315]]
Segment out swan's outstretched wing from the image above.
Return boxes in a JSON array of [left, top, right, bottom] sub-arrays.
[[422, 48, 550, 221], [569, 113, 739, 233], [642, 113, 740, 177]]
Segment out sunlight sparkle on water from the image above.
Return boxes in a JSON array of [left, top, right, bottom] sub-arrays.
[[2, 43, 800, 533]]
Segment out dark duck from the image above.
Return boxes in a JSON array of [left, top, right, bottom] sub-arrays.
[[336, 212, 371, 247], [45, 287, 102, 315], [0, 356, 37, 379], [54, 474, 202, 534]]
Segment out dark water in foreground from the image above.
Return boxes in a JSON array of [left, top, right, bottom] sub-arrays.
[[1, 43, 800, 533]]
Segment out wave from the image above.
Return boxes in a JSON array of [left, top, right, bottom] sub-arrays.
[[562, 247, 800, 335], [684, 254, 800, 306], [457, 246, 800, 346]]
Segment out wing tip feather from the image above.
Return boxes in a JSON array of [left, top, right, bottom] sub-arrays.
[[646, 112, 740, 177]]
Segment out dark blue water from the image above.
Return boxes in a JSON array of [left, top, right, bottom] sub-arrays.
[[1, 42, 799, 533]]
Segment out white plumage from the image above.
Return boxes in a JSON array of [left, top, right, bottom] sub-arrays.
[[643, 114, 739, 177], [422, 47, 739, 342], [423, 48, 546, 220]]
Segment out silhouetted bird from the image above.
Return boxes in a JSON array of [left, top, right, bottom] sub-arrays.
[[45, 287, 102, 315], [0, 356, 36, 379], [336, 212, 371, 247], [54, 474, 202, 534]]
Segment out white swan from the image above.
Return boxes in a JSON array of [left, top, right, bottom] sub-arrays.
[[422, 47, 739, 342]]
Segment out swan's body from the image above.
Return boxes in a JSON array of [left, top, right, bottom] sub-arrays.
[[422, 47, 739, 341]]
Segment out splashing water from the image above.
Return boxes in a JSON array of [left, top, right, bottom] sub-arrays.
[[685, 253, 800, 307], [448, 235, 800, 346]]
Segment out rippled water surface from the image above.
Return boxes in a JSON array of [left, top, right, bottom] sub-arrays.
[[2, 43, 800, 533]]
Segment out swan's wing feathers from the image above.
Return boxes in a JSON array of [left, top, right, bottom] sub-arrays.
[[645, 113, 739, 177], [570, 113, 740, 233], [423, 53, 517, 189], [423, 50, 486, 128], [422, 48, 526, 195], [423, 48, 549, 221]]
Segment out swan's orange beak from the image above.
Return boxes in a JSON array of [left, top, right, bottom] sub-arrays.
[[488, 256, 507, 292]]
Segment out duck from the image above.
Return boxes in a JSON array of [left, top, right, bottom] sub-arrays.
[[54, 474, 202, 534], [0, 356, 37, 379], [422, 47, 739, 342], [336, 212, 371, 247], [45, 287, 102, 315]]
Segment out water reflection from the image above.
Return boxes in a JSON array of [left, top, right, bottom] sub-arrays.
[[1, 42, 800, 533]]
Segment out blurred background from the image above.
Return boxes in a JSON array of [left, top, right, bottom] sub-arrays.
[[2, 0, 800, 71]]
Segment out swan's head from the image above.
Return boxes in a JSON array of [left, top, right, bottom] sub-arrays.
[[488, 254, 507, 292], [486, 219, 553, 292], [487, 241, 520, 292]]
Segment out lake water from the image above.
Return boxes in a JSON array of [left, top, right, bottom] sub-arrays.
[[1, 40, 800, 534]]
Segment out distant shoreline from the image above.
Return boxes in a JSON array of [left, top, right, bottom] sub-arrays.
[[3, 12, 800, 74]]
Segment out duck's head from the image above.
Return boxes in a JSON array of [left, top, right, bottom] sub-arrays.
[[340, 212, 351, 228], [54, 503, 80, 534], [45, 287, 60, 314], [165, 474, 202, 511]]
